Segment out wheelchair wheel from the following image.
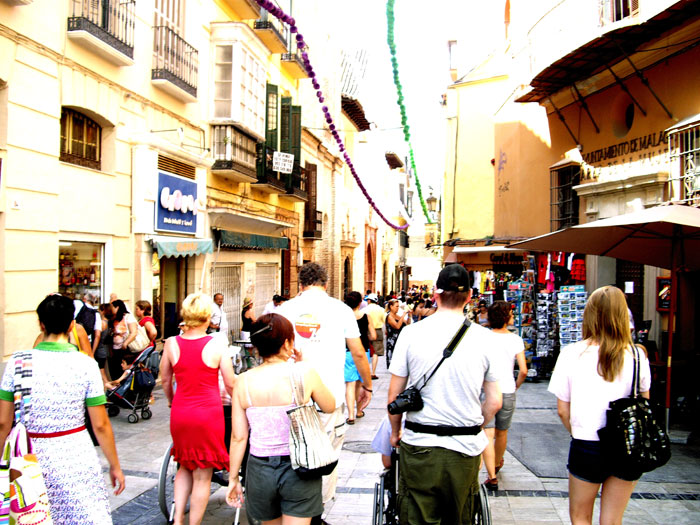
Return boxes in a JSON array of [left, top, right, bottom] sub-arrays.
[[107, 405, 120, 417], [158, 443, 177, 523], [473, 483, 492, 525], [372, 475, 385, 525]]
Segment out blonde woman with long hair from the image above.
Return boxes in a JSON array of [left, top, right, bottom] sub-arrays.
[[549, 286, 651, 525]]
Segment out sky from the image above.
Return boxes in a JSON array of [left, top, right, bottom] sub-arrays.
[[334, 0, 506, 200]]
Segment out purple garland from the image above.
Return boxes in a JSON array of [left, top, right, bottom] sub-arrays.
[[252, 0, 409, 231]]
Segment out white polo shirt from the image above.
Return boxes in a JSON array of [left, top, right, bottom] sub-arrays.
[[277, 288, 360, 408]]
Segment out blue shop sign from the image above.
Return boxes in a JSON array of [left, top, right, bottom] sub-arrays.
[[155, 171, 199, 235]]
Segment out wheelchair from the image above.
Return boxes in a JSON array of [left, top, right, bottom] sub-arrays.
[[372, 449, 491, 524]]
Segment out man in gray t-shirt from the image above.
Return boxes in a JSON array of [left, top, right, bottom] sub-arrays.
[[388, 264, 501, 523]]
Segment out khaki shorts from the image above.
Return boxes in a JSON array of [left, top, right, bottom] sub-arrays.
[[373, 330, 385, 356]]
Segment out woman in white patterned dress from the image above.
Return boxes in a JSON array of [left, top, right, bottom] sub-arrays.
[[0, 294, 125, 524]]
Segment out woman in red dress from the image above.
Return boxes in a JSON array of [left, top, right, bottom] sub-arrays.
[[160, 292, 236, 525]]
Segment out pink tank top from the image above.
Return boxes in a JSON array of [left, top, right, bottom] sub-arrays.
[[244, 371, 296, 457]]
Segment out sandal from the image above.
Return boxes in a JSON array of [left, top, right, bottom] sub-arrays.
[[356, 411, 365, 418], [495, 458, 505, 474], [346, 418, 355, 425], [371, 375, 379, 380], [484, 477, 498, 491]]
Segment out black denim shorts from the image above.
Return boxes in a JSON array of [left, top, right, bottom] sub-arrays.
[[567, 438, 642, 484]]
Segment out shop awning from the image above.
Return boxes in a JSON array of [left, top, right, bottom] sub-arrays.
[[216, 230, 289, 251], [149, 236, 214, 258], [453, 246, 527, 254]]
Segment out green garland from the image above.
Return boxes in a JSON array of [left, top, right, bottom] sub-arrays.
[[386, 0, 433, 224]]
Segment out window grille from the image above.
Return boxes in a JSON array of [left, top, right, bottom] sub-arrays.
[[60, 108, 101, 170], [255, 264, 278, 319], [158, 155, 195, 179], [550, 164, 581, 231], [212, 265, 242, 340], [668, 122, 700, 206]]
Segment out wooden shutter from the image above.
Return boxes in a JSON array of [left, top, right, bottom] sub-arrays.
[[281, 249, 291, 297], [291, 105, 302, 162], [280, 96, 291, 153], [266, 83, 278, 150], [305, 163, 317, 221]]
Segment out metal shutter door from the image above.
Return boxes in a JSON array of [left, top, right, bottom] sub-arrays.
[[255, 264, 278, 319], [212, 265, 242, 341]]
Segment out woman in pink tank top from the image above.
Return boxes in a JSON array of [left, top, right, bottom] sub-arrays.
[[226, 314, 335, 524], [160, 293, 236, 525]]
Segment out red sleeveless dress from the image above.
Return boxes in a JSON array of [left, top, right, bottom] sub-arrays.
[[170, 335, 229, 470]]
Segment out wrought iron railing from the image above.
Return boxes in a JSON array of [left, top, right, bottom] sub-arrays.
[[152, 26, 198, 97], [255, 144, 286, 190], [67, 0, 135, 57], [254, 2, 289, 46], [668, 123, 700, 206], [287, 163, 307, 192], [304, 209, 323, 238]]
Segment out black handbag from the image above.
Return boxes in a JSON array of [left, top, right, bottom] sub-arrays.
[[597, 345, 671, 474]]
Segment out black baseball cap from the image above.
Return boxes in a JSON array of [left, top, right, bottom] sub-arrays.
[[435, 264, 470, 293]]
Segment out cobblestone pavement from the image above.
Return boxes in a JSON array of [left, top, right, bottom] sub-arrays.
[[99, 358, 700, 524]]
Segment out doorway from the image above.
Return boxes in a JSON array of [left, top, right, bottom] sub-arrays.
[[159, 256, 188, 338]]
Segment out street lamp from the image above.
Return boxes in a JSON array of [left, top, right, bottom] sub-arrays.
[[426, 193, 437, 213]]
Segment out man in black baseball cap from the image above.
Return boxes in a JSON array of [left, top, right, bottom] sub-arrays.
[[387, 261, 501, 523], [435, 264, 470, 294]]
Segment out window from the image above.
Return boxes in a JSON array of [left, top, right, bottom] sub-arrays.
[[550, 164, 581, 231], [60, 108, 101, 170], [266, 83, 278, 149], [668, 122, 700, 205], [154, 0, 183, 33], [406, 190, 413, 217], [213, 44, 265, 137]]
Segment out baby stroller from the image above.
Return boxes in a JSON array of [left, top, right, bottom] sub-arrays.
[[106, 346, 158, 424], [372, 449, 492, 525]]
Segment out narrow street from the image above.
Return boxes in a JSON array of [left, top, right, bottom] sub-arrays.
[[100, 359, 700, 525]]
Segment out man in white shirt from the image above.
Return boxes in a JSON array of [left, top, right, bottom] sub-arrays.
[[209, 293, 229, 342], [262, 294, 287, 315], [388, 264, 501, 523], [277, 262, 372, 512]]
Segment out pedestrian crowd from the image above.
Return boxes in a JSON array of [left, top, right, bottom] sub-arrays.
[[0, 262, 655, 525]]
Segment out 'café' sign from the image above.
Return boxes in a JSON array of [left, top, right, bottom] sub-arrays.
[[155, 171, 203, 235]]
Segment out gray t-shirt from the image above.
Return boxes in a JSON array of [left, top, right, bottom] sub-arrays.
[[389, 311, 497, 456]]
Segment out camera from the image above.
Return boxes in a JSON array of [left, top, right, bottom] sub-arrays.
[[387, 386, 424, 415]]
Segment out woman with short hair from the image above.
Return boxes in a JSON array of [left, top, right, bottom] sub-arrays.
[[549, 286, 651, 525], [227, 313, 335, 524], [160, 292, 236, 525], [0, 294, 125, 524], [134, 300, 158, 345]]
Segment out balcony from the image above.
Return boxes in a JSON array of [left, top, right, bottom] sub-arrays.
[[152, 26, 198, 103], [67, 0, 135, 66], [252, 144, 287, 193], [2, 0, 34, 5], [221, 0, 261, 20], [282, 164, 308, 202], [211, 124, 259, 183], [304, 209, 323, 239], [281, 41, 308, 79], [253, 5, 289, 54]]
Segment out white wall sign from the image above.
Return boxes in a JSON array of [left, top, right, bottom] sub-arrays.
[[272, 151, 294, 174]]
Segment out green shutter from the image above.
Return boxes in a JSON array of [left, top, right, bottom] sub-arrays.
[[280, 96, 292, 153], [291, 105, 302, 163], [266, 83, 278, 150]]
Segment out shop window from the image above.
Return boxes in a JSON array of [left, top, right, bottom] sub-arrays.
[[550, 164, 580, 231], [58, 241, 104, 302], [60, 108, 101, 170]]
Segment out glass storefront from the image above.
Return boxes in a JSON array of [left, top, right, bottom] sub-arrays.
[[58, 241, 104, 303]]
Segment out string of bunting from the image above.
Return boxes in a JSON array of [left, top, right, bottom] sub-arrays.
[[386, 0, 432, 224], [251, 0, 409, 231]]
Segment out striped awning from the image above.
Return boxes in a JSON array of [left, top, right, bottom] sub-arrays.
[[149, 236, 214, 258], [216, 230, 289, 251]]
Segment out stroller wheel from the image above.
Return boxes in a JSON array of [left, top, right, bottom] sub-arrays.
[[141, 408, 153, 420], [128, 413, 139, 424], [107, 405, 120, 417]]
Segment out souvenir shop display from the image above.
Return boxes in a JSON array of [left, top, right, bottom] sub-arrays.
[[557, 285, 587, 347], [504, 281, 538, 379]]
